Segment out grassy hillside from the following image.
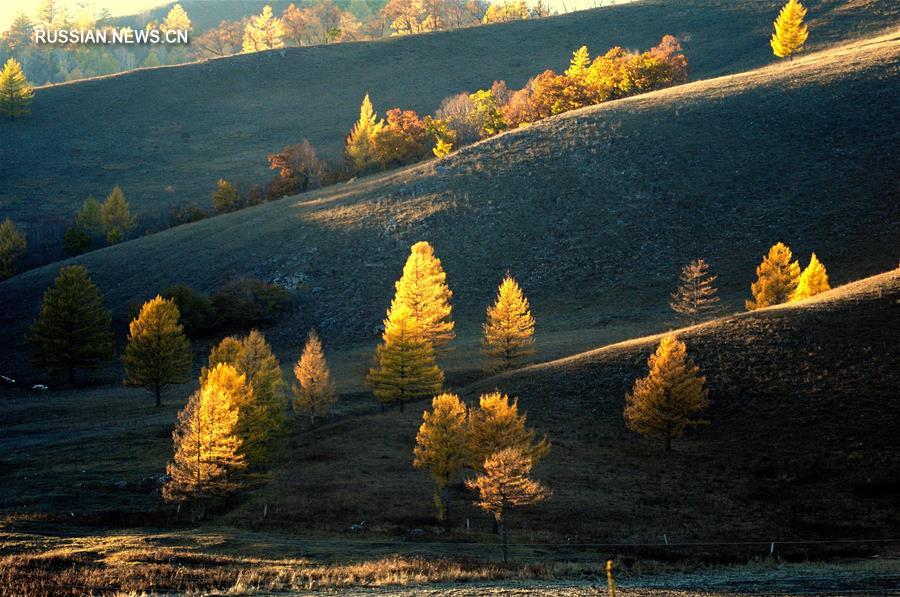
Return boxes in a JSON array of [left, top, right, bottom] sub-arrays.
[[3, 270, 897, 550], [1, 0, 897, 259], [1, 32, 897, 379]]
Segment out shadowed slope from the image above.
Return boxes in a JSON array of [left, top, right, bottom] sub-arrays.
[[0, 0, 897, 258], [224, 270, 900, 543], [0, 32, 898, 379]]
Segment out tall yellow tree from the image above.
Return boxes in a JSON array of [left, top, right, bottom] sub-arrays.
[[345, 93, 384, 173], [204, 330, 286, 463], [482, 274, 535, 371], [163, 363, 247, 513], [467, 391, 549, 471], [391, 241, 455, 349], [242, 5, 285, 52], [624, 335, 708, 451], [791, 252, 830, 301], [466, 447, 550, 564], [292, 329, 337, 425], [770, 0, 809, 60], [413, 393, 470, 524], [565, 45, 591, 79], [123, 295, 192, 407], [161, 3, 192, 32], [0, 58, 34, 118], [746, 242, 800, 310], [101, 185, 136, 245], [366, 303, 443, 411]]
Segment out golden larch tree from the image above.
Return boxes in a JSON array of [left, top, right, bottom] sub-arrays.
[[161, 3, 192, 32], [746, 242, 801, 310], [770, 0, 809, 60], [482, 274, 535, 371], [413, 393, 470, 524], [28, 266, 114, 385], [366, 303, 443, 411], [670, 258, 721, 325], [565, 45, 591, 79], [242, 5, 285, 52], [345, 94, 384, 173], [292, 329, 337, 425], [123, 295, 192, 407], [163, 363, 247, 512], [203, 330, 286, 464], [791, 252, 830, 301], [391, 240, 455, 349], [467, 391, 549, 471], [0, 58, 34, 118], [624, 335, 708, 451], [466, 447, 550, 564], [101, 185, 136, 245]]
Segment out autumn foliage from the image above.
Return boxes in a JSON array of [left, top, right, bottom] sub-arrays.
[[413, 393, 470, 522], [771, 0, 809, 59], [482, 274, 535, 371], [163, 363, 247, 505], [624, 335, 709, 451], [292, 329, 337, 425], [746, 242, 801, 310]]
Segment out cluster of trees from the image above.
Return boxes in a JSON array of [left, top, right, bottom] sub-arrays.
[[413, 391, 550, 562], [63, 186, 137, 255], [366, 242, 537, 411], [0, 1, 554, 86], [337, 37, 688, 176], [26, 266, 291, 384]]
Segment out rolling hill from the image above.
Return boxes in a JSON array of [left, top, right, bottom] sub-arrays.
[[0, 0, 897, 262], [1, 31, 897, 380]]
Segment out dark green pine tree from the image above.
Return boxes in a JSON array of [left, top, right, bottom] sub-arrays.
[[28, 265, 115, 384]]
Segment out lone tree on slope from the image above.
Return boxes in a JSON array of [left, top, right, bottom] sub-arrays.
[[670, 258, 722, 326], [770, 0, 809, 60], [624, 335, 709, 451], [124, 295, 192, 407]]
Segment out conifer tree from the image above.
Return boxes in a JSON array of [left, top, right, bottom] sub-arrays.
[[123, 295, 192, 407], [0, 218, 27, 279], [101, 185, 136, 245], [242, 5, 285, 53], [413, 393, 470, 524], [746, 242, 800, 310], [28, 266, 114, 384], [624, 335, 708, 451], [163, 363, 247, 510], [345, 94, 384, 173], [565, 45, 591, 79], [204, 331, 286, 463], [161, 3, 192, 32], [670, 258, 721, 325], [791, 252, 830, 301], [467, 391, 549, 471], [292, 329, 336, 425], [0, 58, 34, 119], [770, 0, 809, 60], [366, 303, 443, 411], [75, 196, 104, 239], [212, 179, 241, 214], [465, 447, 550, 564], [391, 241, 455, 349], [482, 274, 535, 371]]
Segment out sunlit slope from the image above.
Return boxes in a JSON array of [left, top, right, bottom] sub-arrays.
[[229, 270, 900, 542], [0, 32, 898, 377], [0, 0, 897, 254]]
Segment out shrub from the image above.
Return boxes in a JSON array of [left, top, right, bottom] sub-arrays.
[[212, 277, 290, 327], [62, 226, 92, 256], [169, 203, 208, 227], [436, 92, 481, 146], [372, 108, 432, 168], [267, 140, 324, 191], [161, 284, 216, 335], [266, 176, 302, 200]]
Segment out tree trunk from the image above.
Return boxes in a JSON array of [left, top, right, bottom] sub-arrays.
[[500, 514, 508, 564], [441, 486, 452, 530]]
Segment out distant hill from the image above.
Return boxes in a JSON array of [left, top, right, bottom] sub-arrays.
[[1, 31, 897, 380], [0, 0, 896, 263]]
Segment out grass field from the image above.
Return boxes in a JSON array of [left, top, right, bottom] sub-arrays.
[[0, 0, 897, 261]]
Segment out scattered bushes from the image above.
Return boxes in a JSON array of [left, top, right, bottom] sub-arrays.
[[168, 203, 208, 227], [161, 284, 216, 335], [212, 277, 290, 327]]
